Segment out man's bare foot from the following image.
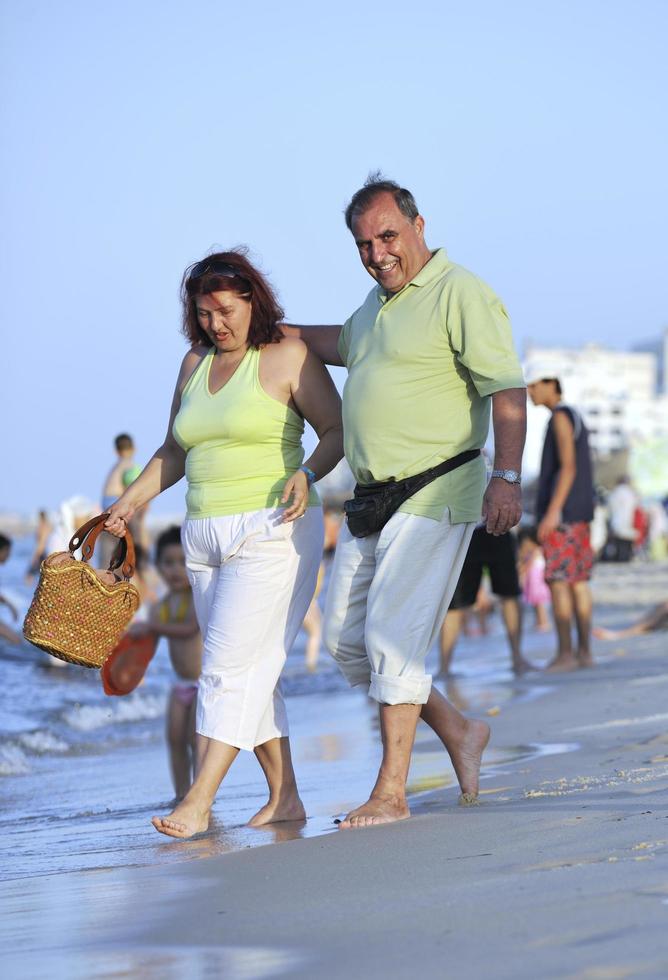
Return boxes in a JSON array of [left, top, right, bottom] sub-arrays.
[[248, 793, 306, 827], [151, 799, 210, 839], [449, 719, 490, 801], [545, 654, 579, 672], [338, 794, 410, 829], [578, 651, 595, 669], [512, 657, 536, 675]]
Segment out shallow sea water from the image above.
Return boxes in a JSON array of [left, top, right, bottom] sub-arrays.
[[0, 534, 580, 881]]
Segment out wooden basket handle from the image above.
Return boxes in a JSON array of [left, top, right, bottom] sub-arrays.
[[69, 513, 136, 580]]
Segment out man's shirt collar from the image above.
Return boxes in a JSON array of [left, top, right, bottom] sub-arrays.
[[377, 248, 450, 304]]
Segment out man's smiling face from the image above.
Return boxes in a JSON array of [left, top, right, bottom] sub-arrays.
[[351, 191, 430, 294]]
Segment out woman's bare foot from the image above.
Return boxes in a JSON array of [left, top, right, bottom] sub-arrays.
[[578, 650, 595, 668], [151, 799, 210, 839], [338, 794, 410, 829], [248, 793, 306, 827], [449, 719, 490, 801], [512, 657, 536, 675], [545, 654, 579, 672]]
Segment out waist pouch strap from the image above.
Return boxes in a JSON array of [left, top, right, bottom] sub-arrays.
[[343, 449, 481, 538]]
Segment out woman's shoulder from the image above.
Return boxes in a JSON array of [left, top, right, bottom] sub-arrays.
[[262, 335, 308, 366], [178, 344, 209, 382]]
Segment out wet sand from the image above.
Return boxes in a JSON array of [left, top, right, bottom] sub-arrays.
[[3, 562, 668, 979]]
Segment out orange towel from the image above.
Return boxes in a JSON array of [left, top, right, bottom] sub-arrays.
[[101, 632, 157, 696]]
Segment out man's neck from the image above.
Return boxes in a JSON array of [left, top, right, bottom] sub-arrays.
[[383, 247, 435, 297]]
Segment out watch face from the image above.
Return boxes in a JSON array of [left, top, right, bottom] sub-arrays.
[[493, 469, 520, 483]]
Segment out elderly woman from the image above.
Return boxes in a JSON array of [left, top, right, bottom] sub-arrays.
[[106, 250, 343, 838]]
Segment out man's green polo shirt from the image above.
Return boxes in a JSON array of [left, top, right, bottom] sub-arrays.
[[338, 248, 525, 523]]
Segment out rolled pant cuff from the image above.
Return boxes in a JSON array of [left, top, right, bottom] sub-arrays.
[[333, 659, 372, 689], [368, 671, 432, 706]]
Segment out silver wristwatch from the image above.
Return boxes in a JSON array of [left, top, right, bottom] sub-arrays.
[[491, 469, 521, 485]]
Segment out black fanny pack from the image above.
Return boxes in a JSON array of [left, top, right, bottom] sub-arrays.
[[343, 449, 481, 538]]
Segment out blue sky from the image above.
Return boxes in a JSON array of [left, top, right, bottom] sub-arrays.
[[2, 0, 667, 515]]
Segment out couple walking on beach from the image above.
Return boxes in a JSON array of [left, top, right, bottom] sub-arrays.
[[105, 174, 527, 836]]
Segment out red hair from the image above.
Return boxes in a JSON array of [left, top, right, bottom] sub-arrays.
[[181, 248, 284, 349]]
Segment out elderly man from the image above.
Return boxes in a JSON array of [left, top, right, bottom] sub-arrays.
[[286, 175, 526, 827]]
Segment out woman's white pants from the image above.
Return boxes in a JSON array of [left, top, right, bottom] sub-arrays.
[[183, 507, 323, 751]]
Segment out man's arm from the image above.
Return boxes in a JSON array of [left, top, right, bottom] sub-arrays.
[[280, 324, 344, 366], [536, 409, 576, 543], [482, 388, 526, 535]]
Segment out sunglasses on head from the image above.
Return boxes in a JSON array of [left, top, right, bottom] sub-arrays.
[[189, 259, 242, 280]]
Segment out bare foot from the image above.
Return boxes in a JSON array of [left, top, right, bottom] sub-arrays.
[[338, 794, 410, 829], [248, 793, 306, 827], [449, 719, 490, 801], [545, 654, 579, 673], [578, 651, 595, 669], [151, 799, 210, 839], [512, 657, 536, 675], [592, 626, 635, 641]]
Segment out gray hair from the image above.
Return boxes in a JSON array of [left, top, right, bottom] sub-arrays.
[[344, 171, 420, 231]]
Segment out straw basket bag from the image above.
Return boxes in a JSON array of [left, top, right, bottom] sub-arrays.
[[23, 514, 140, 668]]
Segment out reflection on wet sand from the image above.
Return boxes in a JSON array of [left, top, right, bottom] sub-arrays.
[[4, 944, 310, 980]]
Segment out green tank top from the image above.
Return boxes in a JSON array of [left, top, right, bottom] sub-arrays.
[[172, 346, 318, 519]]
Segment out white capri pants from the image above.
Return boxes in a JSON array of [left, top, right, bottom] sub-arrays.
[[183, 506, 324, 751], [323, 509, 475, 705]]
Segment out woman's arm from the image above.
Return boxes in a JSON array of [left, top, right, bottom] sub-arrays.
[[104, 349, 206, 537], [279, 340, 344, 521]]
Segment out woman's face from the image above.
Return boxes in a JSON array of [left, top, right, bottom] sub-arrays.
[[195, 290, 252, 353]]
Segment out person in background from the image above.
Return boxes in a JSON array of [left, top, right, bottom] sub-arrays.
[[24, 510, 52, 585], [129, 526, 202, 801], [100, 434, 137, 570], [593, 600, 668, 641], [102, 434, 136, 511], [517, 527, 551, 632], [526, 364, 595, 671], [0, 533, 22, 646], [439, 528, 532, 676], [606, 476, 637, 563]]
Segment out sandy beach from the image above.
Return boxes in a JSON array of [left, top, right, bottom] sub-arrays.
[[3, 561, 668, 979]]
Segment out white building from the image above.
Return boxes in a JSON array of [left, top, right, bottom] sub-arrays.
[[523, 337, 668, 479]]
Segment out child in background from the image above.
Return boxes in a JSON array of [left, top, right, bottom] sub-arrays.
[[518, 527, 551, 632], [131, 526, 202, 800]]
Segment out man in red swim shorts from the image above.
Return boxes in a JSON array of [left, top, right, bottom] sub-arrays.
[[526, 363, 595, 671]]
